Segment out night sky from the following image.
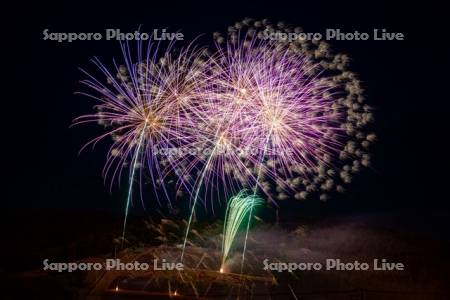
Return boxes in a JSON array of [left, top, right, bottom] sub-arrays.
[[7, 1, 449, 218]]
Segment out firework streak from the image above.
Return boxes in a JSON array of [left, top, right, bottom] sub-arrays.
[[221, 191, 263, 269]]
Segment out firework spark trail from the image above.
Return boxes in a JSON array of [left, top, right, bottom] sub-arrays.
[[180, 150, 215, 262], [121, 122, 147, 245], [240, 126, 274, 272]]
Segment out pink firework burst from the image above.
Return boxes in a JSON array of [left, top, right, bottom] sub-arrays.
[[204, 19, 374, 203], [181, 33, 350, 205], [73, 39, 214, 218]]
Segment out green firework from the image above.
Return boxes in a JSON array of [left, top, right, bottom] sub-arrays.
[[221, 190, 263, 269]]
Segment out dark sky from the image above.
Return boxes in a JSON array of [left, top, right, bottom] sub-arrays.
[[7, 1, 449, 217]]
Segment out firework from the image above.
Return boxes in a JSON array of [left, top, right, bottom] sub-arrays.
[[204, 19, 375, 203], [74, 39, 212, 240], [221, 190, 263, 270]]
